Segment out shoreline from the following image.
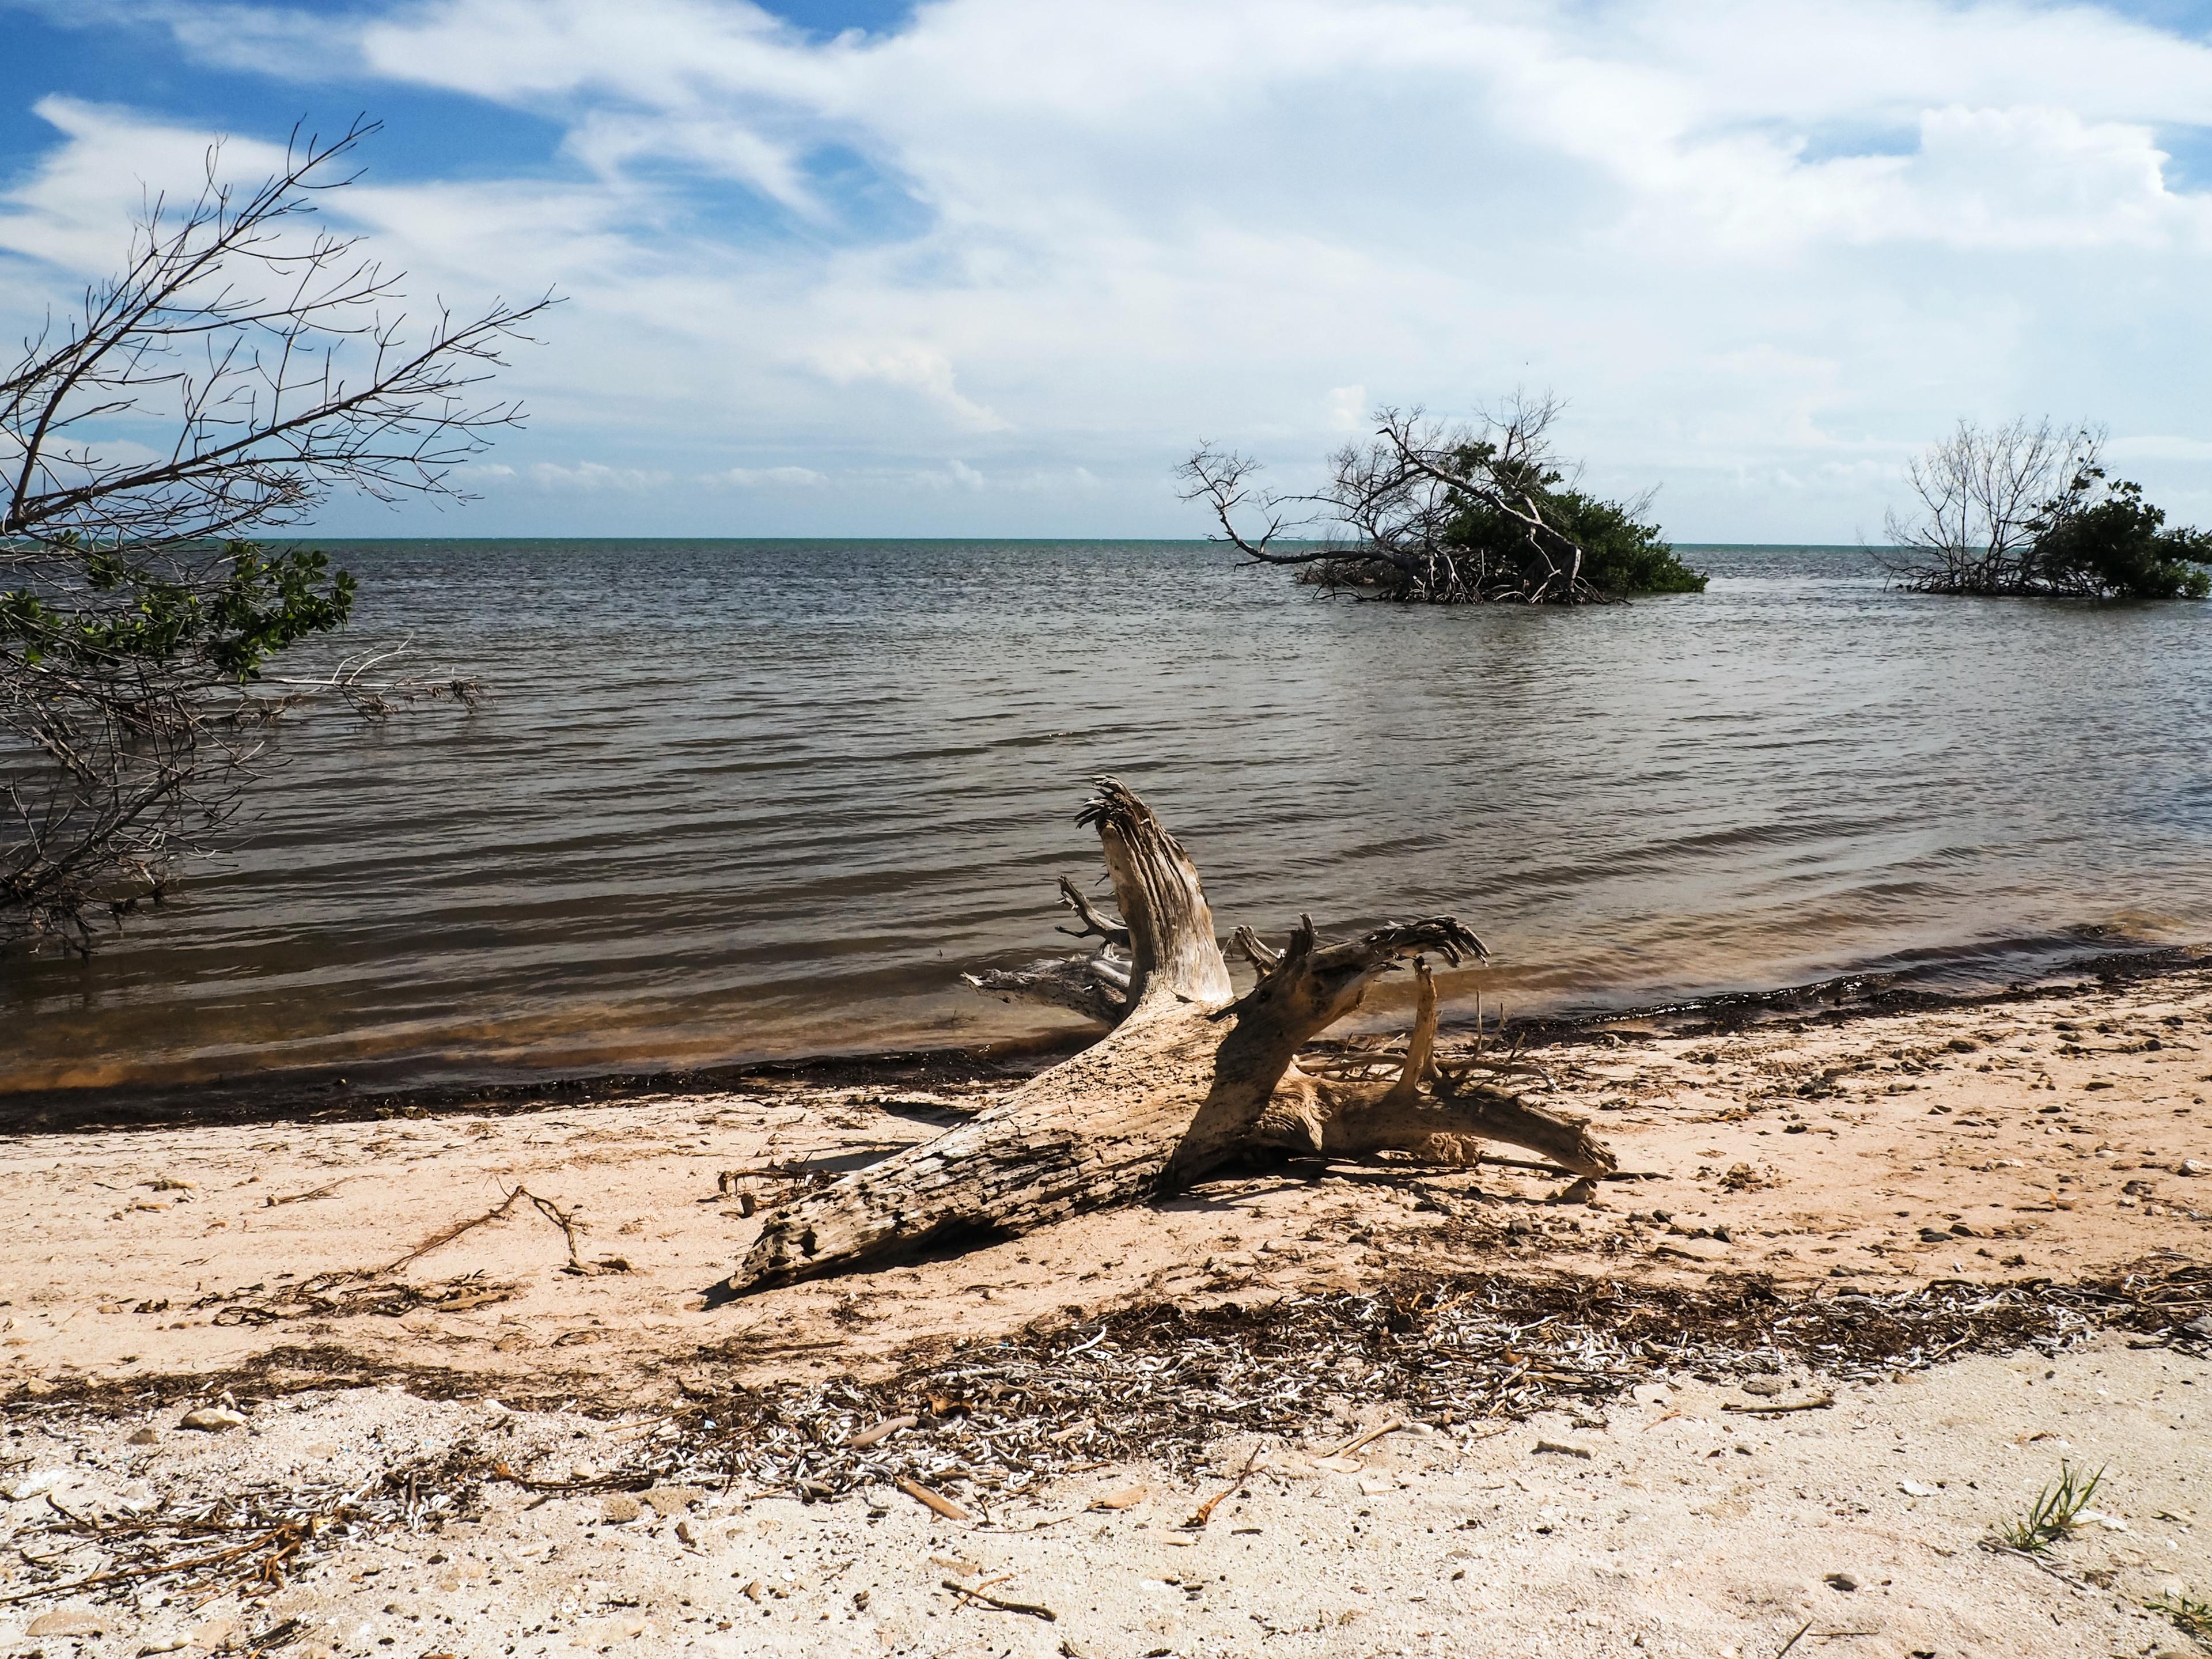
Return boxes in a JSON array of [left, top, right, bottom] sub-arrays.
[[5, 957, 2207, 1408], [8, 940, 2209, 1138]]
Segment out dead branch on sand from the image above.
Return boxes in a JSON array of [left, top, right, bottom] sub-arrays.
[[733, 778, 1612, 1290]]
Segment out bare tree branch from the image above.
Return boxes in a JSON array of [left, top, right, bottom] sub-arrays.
[[2, 118, 549, 950], [1883, 418, 2104, 594]]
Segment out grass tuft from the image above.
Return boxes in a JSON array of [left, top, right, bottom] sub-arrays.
[[1991, 1461, 2104, 1554], [2146, 1590, 2212, 1647]]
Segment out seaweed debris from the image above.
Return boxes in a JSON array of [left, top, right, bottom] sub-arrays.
[[649, 1259, 2207, 1508], [0, 1446, 485, 1611], [2, 1260, 2202, 1612]]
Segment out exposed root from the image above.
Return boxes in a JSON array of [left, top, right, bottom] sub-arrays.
[[1230, 925, 1280, 971], [1054, 874, 1131, 947]]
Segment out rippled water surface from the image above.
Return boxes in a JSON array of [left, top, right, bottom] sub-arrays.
[[7, 539, 2210, 1094]]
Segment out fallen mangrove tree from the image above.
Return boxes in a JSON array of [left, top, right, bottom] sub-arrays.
[[730, 778, 1613, 1290]]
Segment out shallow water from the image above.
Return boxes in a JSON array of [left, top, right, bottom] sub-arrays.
[[6, 540, 2210, 1094]]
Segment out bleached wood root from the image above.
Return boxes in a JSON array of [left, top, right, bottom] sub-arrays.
[[1249, 960, 1614, 1176]]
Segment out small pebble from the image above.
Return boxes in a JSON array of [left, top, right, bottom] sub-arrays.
[[1824, 1572, 1858, 1592], [177, 1407, 247, 1433]]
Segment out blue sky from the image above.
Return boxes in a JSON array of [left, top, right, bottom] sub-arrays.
[[4, 0, 2212, 540]]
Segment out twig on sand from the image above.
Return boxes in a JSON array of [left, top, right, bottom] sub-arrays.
[[847, 1415, 916, 1449], [943, 1577, 1056, 1621], [0, 1517, 326, 1608], [1724, 1394, 1835, 1416], [377, 1184, 619, 1279], [1774, 1620, 1815, 1658], [1321, 1415, 1410, 1460], [1184, 1445, 1265, 1532], [263, 1182, 343, 1207], [237, 1618, 312, 1657]]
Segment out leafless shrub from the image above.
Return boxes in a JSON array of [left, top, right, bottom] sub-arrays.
[[2, 118, 551, 950], [1883, 417, 2103, 594], [1179, 394, 1672, 604]]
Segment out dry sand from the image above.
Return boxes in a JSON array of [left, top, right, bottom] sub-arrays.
[[3, 968, 2209, 1656]]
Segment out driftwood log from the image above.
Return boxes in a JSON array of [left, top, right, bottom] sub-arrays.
[[730, 779, 1612, 1291]]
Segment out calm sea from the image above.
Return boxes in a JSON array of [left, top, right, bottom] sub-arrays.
[[5, 539, 2209, 1095]]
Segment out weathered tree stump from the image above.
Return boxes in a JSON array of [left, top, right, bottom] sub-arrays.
[[730, 779, 1612, 1290]]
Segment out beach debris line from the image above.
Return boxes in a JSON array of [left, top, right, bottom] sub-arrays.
[[733, 779, 1615, 1289], [1, 1263, 2200, 1614], [504, 1262, 2211, 1517]]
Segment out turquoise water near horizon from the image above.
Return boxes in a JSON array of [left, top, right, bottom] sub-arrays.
[[5, 538, 2208, 1096]]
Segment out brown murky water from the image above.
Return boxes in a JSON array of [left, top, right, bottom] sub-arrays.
[[5, 539, 2209, 1097]]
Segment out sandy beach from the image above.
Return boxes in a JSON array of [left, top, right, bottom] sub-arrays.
[[3, 967, 2209, 1657]]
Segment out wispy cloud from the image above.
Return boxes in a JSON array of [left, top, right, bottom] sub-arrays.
[[702, 464, 829, 487], [528, 461, 675, 491]]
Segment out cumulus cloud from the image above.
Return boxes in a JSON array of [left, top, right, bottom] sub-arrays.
[[5, 0, 2212, 536]]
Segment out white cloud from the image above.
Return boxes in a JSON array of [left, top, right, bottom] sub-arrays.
[[702, 464, 828, 487], [7, 0, 2212, 537], [812, 343, 1010, 433], [528, 461, 674, 491], [2108, 434, 2212, 463], [0, 95, 292, 272], [565, 109, 820, 217], [904, 458, 986, 491]]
